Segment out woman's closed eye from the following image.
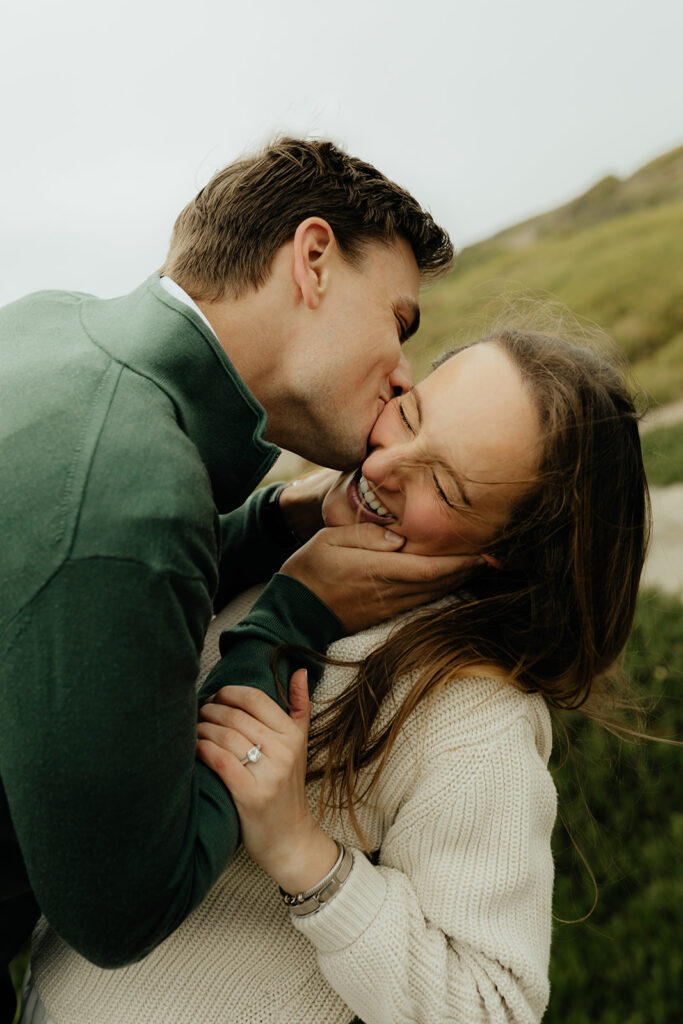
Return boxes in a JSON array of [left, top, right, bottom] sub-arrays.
[[397, 398, 464, 511], [398, 398, 417, 435]]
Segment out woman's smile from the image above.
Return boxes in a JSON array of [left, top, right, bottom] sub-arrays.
[[345, 471, 394, 524]]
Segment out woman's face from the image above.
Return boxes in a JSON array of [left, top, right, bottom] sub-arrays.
[[322, 341, 542, 556]]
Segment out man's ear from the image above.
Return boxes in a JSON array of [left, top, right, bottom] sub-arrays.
[[292, 217, 336, 310]]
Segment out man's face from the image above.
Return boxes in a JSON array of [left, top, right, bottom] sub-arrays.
[[289, 237, 421, 469]]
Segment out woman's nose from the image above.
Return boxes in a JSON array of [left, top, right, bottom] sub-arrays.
[[388, 351, 413, 397], [362, 443, 407, 492]]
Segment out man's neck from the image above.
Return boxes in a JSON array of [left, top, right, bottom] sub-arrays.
[[158, 277, 217, 338], [160, 274, 284, 416], [194, 291, 290, 430]]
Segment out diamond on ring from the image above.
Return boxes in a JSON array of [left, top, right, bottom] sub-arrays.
[[240, 744, 262, 766]]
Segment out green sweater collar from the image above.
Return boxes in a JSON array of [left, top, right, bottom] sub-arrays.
[[79, 275, 280, 511]]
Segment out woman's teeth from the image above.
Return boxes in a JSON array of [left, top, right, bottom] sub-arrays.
[[358, 474, 391, 517]]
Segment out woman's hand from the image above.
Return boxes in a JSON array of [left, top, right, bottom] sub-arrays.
[[196, 671, 339, 894]]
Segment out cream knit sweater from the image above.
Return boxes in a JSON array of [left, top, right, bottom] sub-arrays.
[[29, 587, 557, 1024]]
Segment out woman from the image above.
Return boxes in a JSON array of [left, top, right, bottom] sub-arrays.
[[22, 327, 649, 1024]]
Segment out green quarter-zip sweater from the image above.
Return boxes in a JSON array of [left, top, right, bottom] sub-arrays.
[[0, 275, 344, 970]]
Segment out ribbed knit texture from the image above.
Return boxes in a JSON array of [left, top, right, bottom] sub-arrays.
[[29, 587, 557, 1024]]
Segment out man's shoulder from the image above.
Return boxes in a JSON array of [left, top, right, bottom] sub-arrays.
[[0, 286, 94, 327], [71, 367, 218, 575], [1, 351, 216, 616]]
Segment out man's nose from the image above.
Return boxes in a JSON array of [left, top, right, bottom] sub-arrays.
[[388, 351, 413, 396]]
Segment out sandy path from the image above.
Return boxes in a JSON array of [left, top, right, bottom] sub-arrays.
[[641, 398, 683, 435], [642, 485, 683, 600], [640, 400, 683, 600]]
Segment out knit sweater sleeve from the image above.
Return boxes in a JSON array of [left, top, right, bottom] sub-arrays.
[[292, 694, 557, 1024]]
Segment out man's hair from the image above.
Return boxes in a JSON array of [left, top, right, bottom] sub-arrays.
[[160, 137, 454, 300]]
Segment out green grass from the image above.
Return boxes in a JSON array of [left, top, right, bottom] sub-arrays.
[[546, 588, 683, 1024], [405, 157, 683, 408], [633, 330, 683, 406], [641, 420, 683, 487]]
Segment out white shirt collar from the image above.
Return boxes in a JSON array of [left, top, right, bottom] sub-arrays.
[[159, 276, 217, 338]]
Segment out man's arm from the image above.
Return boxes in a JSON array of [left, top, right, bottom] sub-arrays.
[[213, 472, 337, 610], [200, 572, 344, 706], [1, 526, 348, 968], [201, 520, 484, 707], [0, 556, 234, 968], [213, 484, 300, 609], [1, 508, 479, 970]]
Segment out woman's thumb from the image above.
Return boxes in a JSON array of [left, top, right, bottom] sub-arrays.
[[289, 668, 311, 727]]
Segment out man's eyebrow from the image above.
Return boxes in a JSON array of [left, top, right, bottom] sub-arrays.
[[394, 299, 420, 341], [412, 387, 472, 508]]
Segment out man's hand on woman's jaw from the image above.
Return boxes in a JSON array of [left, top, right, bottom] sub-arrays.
[[280, 522, 484, 634]]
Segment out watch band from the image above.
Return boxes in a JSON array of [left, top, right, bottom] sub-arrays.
[[280, 843, 354, 917]]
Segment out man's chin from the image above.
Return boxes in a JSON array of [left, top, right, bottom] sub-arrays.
[[326, 448, 367, 473], [321, 429, 370, 473], [302, 448, 364, 474]]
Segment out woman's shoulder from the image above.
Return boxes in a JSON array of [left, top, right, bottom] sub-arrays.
[[424, 672, 553, 766]]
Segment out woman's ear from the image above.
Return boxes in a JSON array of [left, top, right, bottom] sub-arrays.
[[292, 217, 336, 310]]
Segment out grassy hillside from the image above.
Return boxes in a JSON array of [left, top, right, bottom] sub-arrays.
[[642, 420, 683, 487], [412, 146, 683, 406], [546, 587, 683, 1024]]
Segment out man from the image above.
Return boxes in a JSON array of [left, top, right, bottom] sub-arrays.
[[0, 137, 467, 1019]]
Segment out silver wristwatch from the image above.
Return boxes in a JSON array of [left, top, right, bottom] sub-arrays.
[[280, 843, 354, 917]]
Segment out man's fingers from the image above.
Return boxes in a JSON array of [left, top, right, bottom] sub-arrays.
[[333, 548, 483, 587], [281, 522, 486, 633], [317, 522, 406, 552], [379, 551, 484, 586], [314, 525, 484, 581], [279, 469, 343, 543]]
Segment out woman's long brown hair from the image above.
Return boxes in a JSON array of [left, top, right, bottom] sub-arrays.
[[306, 327, 652, 844]]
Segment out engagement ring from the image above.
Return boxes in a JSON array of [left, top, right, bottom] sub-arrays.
[[239, 744, 262, 766]]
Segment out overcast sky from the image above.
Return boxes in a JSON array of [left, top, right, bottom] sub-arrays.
[[1, 0, 681, 305]]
